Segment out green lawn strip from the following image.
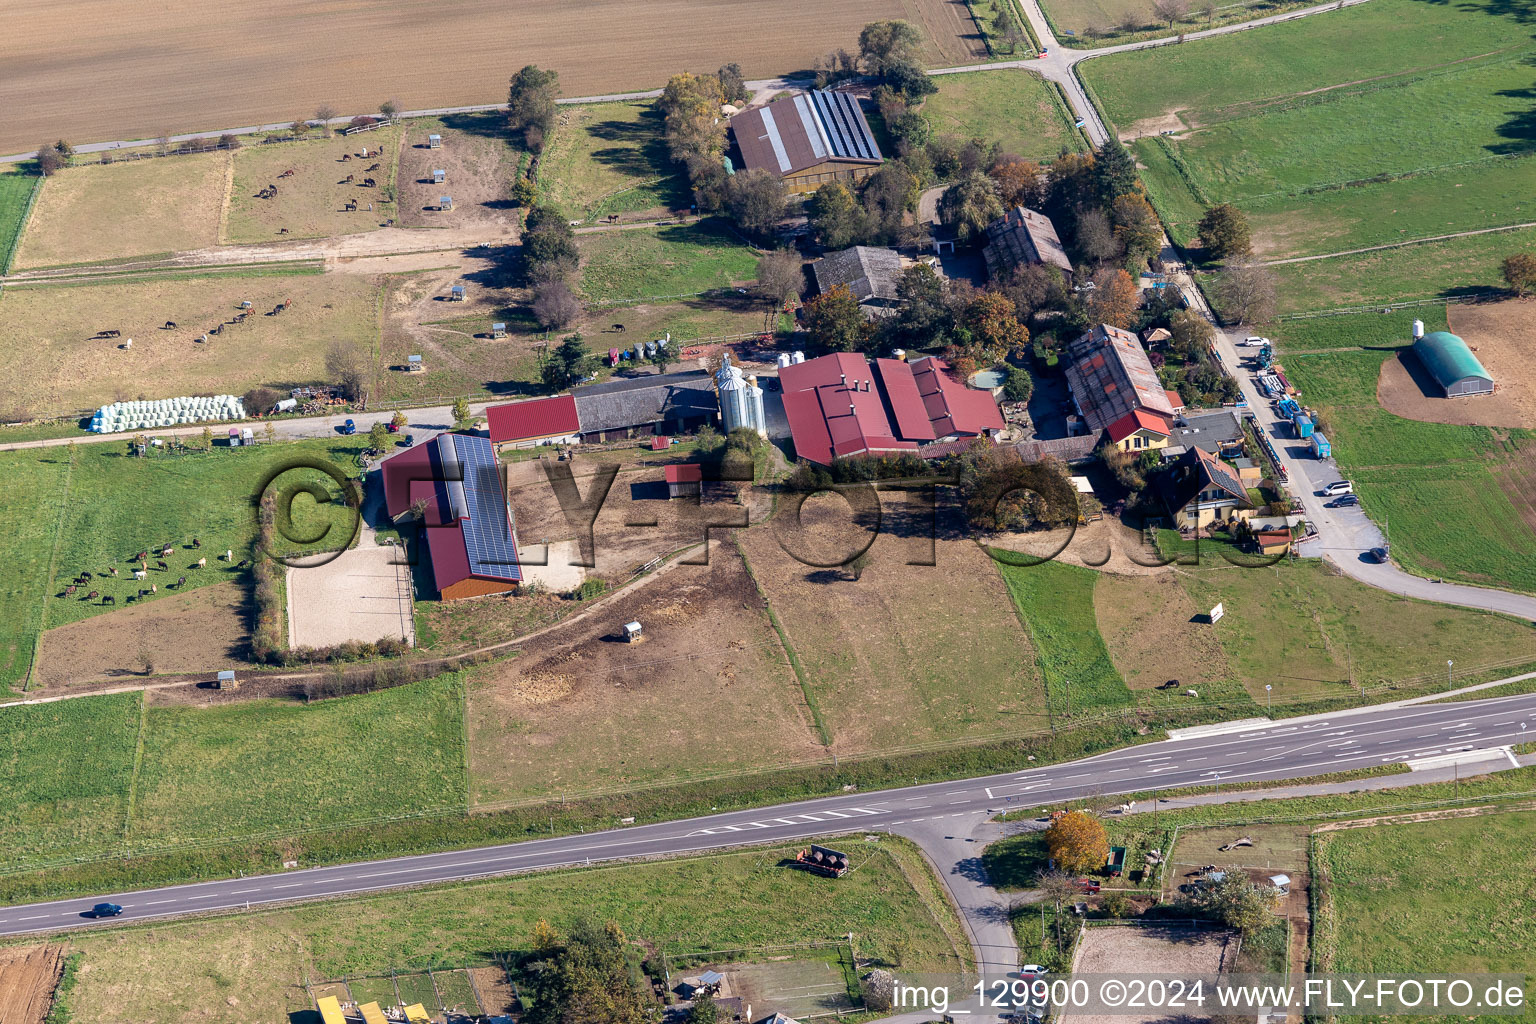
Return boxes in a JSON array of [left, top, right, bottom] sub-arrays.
[[1316, 808, 1536, 994], [994, 557, 1132, 716], [0, 167, 41, 275], [1081, 0, 1530, 129], [58, 839, 965, 1023], [1269, 228, 1536, 315], [578, 221, 760, 304], [0, 449, 74, 691], [538, 100, 686, 220], [923, 70, 1082, 162], [738, 542, 831, 745], [0, 692, 141, 871], [127, 675, 467, 847]]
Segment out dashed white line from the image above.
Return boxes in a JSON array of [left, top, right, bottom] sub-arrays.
[[230, 888, 261, 894]]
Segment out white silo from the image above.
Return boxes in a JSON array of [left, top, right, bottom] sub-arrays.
[[719, 364, 753, 434], [791, 350, 805, 364], [745, 374, 767, 437], [1412, 319, 1425, 340], [776, 352, 791, 369]]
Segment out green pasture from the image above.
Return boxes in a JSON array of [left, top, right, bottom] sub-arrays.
[[996, 558, 1132, 716], [578, 221, 760, 304], [923, 70, 1083, 162], [0, 166, 40, 272], [539, 100, 686, 221]]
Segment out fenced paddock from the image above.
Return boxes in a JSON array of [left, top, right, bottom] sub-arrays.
[[1064, 923, 1235, 1024]]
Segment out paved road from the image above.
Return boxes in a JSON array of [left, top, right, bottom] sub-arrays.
[[6, 690, 1534, 944]]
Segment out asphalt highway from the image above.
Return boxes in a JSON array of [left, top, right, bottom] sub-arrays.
[[5, 691, 1536, 936]]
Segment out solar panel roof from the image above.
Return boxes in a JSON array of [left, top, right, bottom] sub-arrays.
[[436, 433, 521, 582]]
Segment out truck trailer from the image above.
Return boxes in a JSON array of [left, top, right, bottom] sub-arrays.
[[1292, 413, 1314, 438], [1310, 432, 1331, 458]]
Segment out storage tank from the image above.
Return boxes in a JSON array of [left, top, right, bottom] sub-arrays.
[[1412, 319, 1425, 340], [776, 352, 792, 369], [893, 348, 906, 361], [791, 351, 805, 364], [718, 365, 752, 434], [745, 374, 767, 436]]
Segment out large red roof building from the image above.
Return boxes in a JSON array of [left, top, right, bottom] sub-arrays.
[[485, 394, 581, 450], [778, 353, 1004, 465]]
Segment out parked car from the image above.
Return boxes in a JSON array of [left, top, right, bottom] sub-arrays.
[[1321, 480, 1353, 496], [398, 433, 415, 448], [338, 418, 356, 435], [1369, 546, 1390, 563], [1326, 494, 1360, 508], [1241, 336, 1270, 347], [88, 902, 123, 918], [386, 420, 400, 433], [1075, 878, 1103, 893]]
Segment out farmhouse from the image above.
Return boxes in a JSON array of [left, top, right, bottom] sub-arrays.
[[1413, 330, 1494, 398], [811, 246, 903, 318], [778, 352, 1003, 465], [729, 89, 883, 192], [572, 370, 720, 442], [1156, 445, 1254, 530], [380, 432, 522, 600], [1064, 324, 1181, 439], [983, 206, 1073, 282], [485, 394, 581, 451]]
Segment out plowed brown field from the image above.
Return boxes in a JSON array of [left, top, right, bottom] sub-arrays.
[[0, 0, 971, 154], [0, 945, 65, 1024]]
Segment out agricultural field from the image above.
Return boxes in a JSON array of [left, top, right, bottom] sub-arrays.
[[0, 166, 39, 272], [737, 501, 1049, 751], [578, 221, 762, 304], [1316, 809, 1536, 990], [0, 692, 141, 871], [465, 539, 825, 805], [129, 675, 466, 846], [56, 838, 965, 1024], [12, 152, 228, 268], [921, 69, 1082, 163], [225, 126, 402, 243], [0, 0, 972, 156], [538, 101, 686, 222], [994, 558, 1132, 717], [1093, 571, 1236, 694], [397, 116, 521, 230], [0, 437, 367, 695], [1039, 0, 1311, 46], [0, 271, 379, 418], [1276, 310, 1536, 594]]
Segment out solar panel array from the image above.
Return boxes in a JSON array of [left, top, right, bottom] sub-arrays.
[[436, 433, 522, 582], [810, 90, 880, 161]]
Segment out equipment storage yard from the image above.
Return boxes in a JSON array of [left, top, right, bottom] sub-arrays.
[[0, 0, 973, 155], [0, 272, 379, 419]]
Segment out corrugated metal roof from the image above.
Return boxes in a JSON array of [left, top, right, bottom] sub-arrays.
[[1414, 331, 1492, 387], [984, 206, 1073, 278], [486, 394, 580, 443], [1064, 324, 1176, 432], [731, 89, 883, 179], [316, 997, 348, 1024]]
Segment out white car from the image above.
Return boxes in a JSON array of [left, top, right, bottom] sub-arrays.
[[1241, 336, 1270, 347], [1322, 480, 1354, 496]]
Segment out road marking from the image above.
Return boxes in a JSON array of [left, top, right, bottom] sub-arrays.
[[230, 888, 261, 894], [17, 915, 47, 921], [271, 883, 303, 890], [187, 894, 216, 900], [143, 899, 177, 905]]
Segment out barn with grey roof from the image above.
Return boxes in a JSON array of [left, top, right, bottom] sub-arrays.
[[729, 90, 883, 192]]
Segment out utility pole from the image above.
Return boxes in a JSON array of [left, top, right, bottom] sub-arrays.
[[1447, 659, 1454, 692]]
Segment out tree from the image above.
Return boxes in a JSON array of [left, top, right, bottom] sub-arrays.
[[1075, 208, 1123, 265], [884, 263, 958, 351], [541, 334, 592, 390], [725, 168, 788, 238], [717, 63, 750, 105], [35, 143, 65, 176], [1034, 869, 1083, 952], [1045, 810, 1110, 873], [1003, 364, 1034, 403], [1196, 874, 1275, 934], [1503, 252, 1536, 297], [53, 139, 74, 160], [755, 248, 803, 307], [1093, 137, 1139, 204], [533, 280, 582, 330], [807, 181, 868, 249], [687, 991, 720, 1024], [965, 291, 1030, 360], [938, 171, 1003, 244], [368, 421, 390, 450], [863, 969, 898, 1012], [994, 3, 1027, 52], [888, 111, 933, 153], [219, 133, 240, 151], [511, 176, 539, 208], [452, 396, 473, 429], [1197, 203, 1251, 260], [1152, 0, 1190, 26], [862, 162, 920, 240], [1215, 260, 1277, 325], [523, 205, 579, 284], [803, 285, 870, 352], [1084, 267, 1139, 329], [1112, 192, 1162, 268], [507, 65, 561, 153], [314, 103, 338, 135], [1002, 262, 1068, 319], [1168, 307, 1214, 359], [990, 157, 1046, 209], [202, 426, 214, 449], [965, 458, 1077, 533], [884, 57, 938, 102], [660, 72, 727, 165], [859, 20, 924, 75], [1048, 149, 1099, 212], [522, 918, 647, 1024], [378, 98, 399, 121], [391, 411, 409, 430], [325, 340, 369, 403]]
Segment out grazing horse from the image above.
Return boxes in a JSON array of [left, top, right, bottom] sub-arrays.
[[195, 557, 207, 569], [176, 576, 187, 588], [108, 566, 118, 576], [135, 551, 148, 561], [156, 560, 168, 570], [611, 323, 626, 332], [192, 537, 201, 549], [86, 591, 98, 600], [102, 594, 114, 605], [163, 321, 176, 330], [64, 585, 76, 596], [81, 571, 93, 581]]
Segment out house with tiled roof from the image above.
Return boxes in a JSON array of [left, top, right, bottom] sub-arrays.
[[1156, 445, 1255, 530], [1064, 324, 1178, 435]]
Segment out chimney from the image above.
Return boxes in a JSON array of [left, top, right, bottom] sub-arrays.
[[840, 372, 847, 387], [849, 403, 857, 415]]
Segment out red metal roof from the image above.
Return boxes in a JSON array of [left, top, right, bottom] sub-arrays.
[[485, 395, 579, 444], [380, 443, 436, 520], [651, 436, 671, 450], [664, 463, 703, 483], [873, 358, 935, 441], [908, 356, 1005, 437], [1106, 409, 1171, 443], [427, 523, 475, 592]]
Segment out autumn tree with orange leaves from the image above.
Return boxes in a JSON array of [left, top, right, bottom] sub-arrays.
[[1085, 268, 1140, 329], [1045, 810, 1110, 874]]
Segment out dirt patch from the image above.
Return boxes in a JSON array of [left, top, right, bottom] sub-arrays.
[[15, 152, 229, 268], [1094, 572, 1232, 690], [1121, 110, 1191, 140], [1069, 925, 1235, 1024], [1375, 302, 1536, 429], [0, 945, 66, 1024], [468, 967, 517, 1015], [35, 581, 250, 689], [465, 535, 823, 803], [398, 123, 520, 231]]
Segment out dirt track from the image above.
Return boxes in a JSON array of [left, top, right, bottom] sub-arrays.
[[0, 945, 65, 1024]]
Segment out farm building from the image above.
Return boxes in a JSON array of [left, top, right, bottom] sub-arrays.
[[983, 206, 1073, 281], [1413, 330, 1494, 397], [485, 394, 582, 450], [665, 463, 703, 498], [379, 432, 523, 600], [1156, 446, 1255, 530], [811, 246, 903, 318], [1014, 434, 1100, 465], [1253, 528, 1292, 555], [729, 89, 883, 192], [572, 370, 720, 442], [778, 352, 1003, 465], [1064, 324, 1181, 435], [1104, 408, 1170, 453], [1167, 408, 1242, 458]]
